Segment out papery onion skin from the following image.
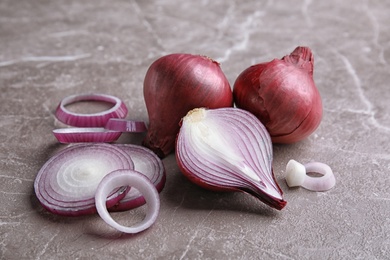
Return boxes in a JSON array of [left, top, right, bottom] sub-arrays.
[[143, 53, 233, 158], [233, 46, 322, 143]]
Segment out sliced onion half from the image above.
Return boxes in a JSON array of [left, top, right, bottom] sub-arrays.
[[55, 93, 128, 127], [109, 144, 166, 211], [34, 143, 134, 216], [176, 107, 286, 210], [53, 128, 122, 143]]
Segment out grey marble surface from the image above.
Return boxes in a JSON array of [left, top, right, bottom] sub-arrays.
[[1, 0, 389, 259]]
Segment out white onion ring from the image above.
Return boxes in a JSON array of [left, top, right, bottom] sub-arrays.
[[104, 118, 147, 133], [285, 160, 336, 191], [55, 93, 128, 127], [95, 169, 160, 234]]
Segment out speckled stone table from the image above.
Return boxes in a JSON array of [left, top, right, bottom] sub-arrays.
[[1, 0, 389, 259]]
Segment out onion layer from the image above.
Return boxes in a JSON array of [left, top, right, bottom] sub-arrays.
[[55, 93, 128, 127], [285, 160, 336, 191], [53, 128, 122, 143], [95, 169, 160, 234], [34, 143, 134, 216], [105, 118, 147, 133], [143, 53, 233, 158], [109, 144, 166, 211], [233, 46, 322, 143], [176, 107, 286, 210]]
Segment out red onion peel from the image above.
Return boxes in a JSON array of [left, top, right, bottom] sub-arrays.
[[176, 107, 286, 210], [233, 46, 322, 143], [143, 53, 233, 158]]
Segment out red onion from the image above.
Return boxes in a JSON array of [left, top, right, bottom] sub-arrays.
[[109, 144, 166, 211], [34, 143, 166, 216], [55, 93, 128, 127], [53, 128, 122, 143], [285, 160, 336, 191], [34, 143, 134, 216], [104, 118, 147, 133], [233, 46, 322, 143], [176, 107, 286, 210], [143, 53, 233, 158], [53, 94, 147, 143], [95, 169, 160, 234]]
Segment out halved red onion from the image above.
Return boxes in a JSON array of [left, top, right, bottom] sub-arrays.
[[176, 107, 286, 210], [34, 143, 134, 216], [109, 144, 166, 211], [55, 93, 128, 127], [53, 128, 122, 143], [105, 118, 147, 133], [95, 169, 160, 234], [285, 160, 336, 191]]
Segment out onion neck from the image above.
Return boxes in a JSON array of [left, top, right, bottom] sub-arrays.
[[282, 46, 314, 76]]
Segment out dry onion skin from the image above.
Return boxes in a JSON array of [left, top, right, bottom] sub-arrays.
[[176, 107, 286, 210], [233, 46, 323, 143], [143, 53, 233, 158]]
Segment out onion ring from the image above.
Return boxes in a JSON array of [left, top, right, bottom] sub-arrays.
[[95, 169, 160, 234], [285, 160, 336, 191], [53, 127, 122, 143], [105, 118, 147, 133], [55, 93, 128, 127]]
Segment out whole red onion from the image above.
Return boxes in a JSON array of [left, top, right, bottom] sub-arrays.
[[143, 53, 233, 158], [233, 46, 322, 143]]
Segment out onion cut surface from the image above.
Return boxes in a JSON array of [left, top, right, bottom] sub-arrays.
[[55, 93, 128, 127], [34, 143, 134, 216], [109, 144, 166, 211], [176, 107, 286, 210], [95, 169, 160, 234]]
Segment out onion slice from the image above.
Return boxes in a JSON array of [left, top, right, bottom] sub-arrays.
[[95, 169, 160, 234], [55, 93, 128, 127], [176, 107, 286, 210], [53, 128, 122, 143], [285, 160, 336, 191], [105, 118, 147, 133], [109, 144, 166, 211], [34, 143, 134, 216]]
